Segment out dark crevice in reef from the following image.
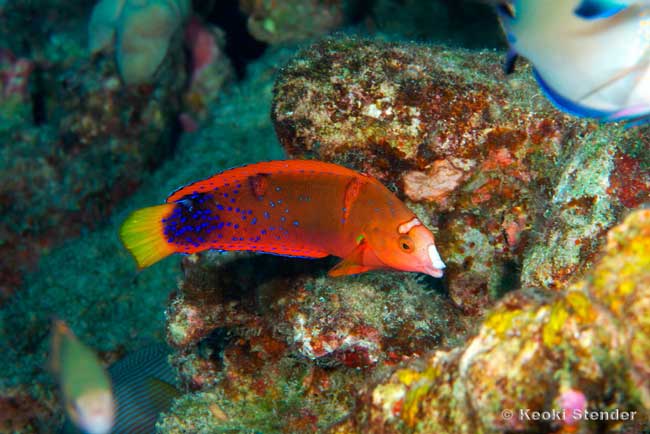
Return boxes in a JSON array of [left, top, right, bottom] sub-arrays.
[[420, 274, 447, 298], [30, 66, 47, 125], [197, 327, 234, 366], [498, 259, 522, 297], [196, 0, 268, 80], [18, 40, 47, 126], [154, 113, 183, 169]]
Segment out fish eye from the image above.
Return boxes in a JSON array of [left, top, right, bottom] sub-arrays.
[[398, 235, 414, 253]]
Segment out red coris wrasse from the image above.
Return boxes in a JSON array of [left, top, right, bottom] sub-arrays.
[[119, 160, 445, 277]]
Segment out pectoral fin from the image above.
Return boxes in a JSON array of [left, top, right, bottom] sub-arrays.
[[328, 240, 378, 277]]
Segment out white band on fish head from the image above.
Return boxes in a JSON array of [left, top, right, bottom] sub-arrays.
[[398, 217, 422, 234], [428, 244, 446, 270]]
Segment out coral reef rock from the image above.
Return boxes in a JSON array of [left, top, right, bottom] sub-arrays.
[[272, 38, 650, 314], [0, 20, 187, 299], [158, 250, 467, 433], [330, 209, 650, 433]]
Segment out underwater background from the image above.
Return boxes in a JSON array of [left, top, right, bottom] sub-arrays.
[[2, 0, 650, 433]]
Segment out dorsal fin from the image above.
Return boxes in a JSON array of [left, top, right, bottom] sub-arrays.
[[166, 160, 361, 203]]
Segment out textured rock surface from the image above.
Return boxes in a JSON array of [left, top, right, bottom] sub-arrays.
[[159, 251, 467, 433], [155, 38, 650, 434], [329, 209, 650, 433], [0, 26, 187, 300], [272, 38, 650, 313]]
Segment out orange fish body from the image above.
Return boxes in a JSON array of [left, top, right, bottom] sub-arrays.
[[120, 160, 445, 277]]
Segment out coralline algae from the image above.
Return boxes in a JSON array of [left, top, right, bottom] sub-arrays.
[[156, 38, 650, 433], [331, 209, 650, 433], [273, 38, 650, 313]]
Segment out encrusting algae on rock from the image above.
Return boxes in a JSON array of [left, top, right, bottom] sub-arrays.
[[150, 37, 650, 433], [272, 37, 650, 313], [329, 209, 650, 434], [158, 250, 467, 433]]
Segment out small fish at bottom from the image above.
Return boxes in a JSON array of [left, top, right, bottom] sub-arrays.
[[56, 337, 181, 434], [51, 320, 115, 434]]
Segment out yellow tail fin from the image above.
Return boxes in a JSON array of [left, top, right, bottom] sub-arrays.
[[119, 204, 176, 269]]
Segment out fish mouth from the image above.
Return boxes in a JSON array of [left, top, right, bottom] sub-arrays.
[[425, 244, 446, 278]]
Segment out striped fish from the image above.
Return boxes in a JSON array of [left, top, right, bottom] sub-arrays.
[[109, 344, 180, 433], [62, 344, 180, 434]]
